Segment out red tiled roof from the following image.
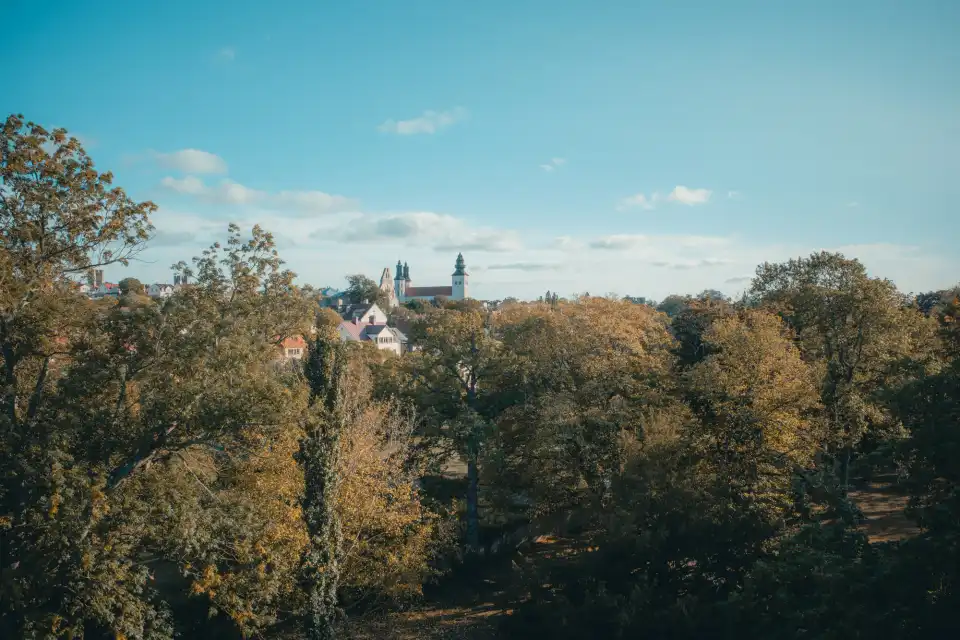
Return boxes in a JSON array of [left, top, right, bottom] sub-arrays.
[[339, 321, 364, 341], [281, 335, 307, 349], [405, 286, 452, 297]]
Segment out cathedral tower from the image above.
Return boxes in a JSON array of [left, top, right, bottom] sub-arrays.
[[394, 259, 405, 299], [452, 253, 468, 300]]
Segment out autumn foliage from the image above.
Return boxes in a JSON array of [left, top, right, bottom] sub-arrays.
[[2, 114, 960, 639]]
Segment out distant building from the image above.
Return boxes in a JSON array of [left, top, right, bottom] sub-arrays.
[[147, 283, 176, 299], [336, 302, 408, 355], [90, 282, 120, 299], [280, 335, 307, 360], [378, 253, 469, 309]]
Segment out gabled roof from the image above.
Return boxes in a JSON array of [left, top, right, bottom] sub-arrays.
[[281, 335, 307, 349], [339, 303, 373, 320], [338, 320, 404, 344], [366, 324, 391, 336], [338, 320, 365, 341], [405, 285, 452, 297]]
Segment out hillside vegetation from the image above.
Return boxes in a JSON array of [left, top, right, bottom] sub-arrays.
[[3, 114, 960, 638]]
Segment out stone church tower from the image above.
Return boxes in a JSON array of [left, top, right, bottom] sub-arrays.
[[451, 253, 468, 300]]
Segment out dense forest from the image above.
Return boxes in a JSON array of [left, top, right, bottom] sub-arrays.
[[2, 115, 959, 639]]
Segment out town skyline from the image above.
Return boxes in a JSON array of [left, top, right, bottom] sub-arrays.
[[6, 0, 958, 300]]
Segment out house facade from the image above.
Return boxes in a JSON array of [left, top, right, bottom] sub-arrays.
[[147, 283, 175, 299], [336, 302, 408, 355], [280, 335, 307, 360]]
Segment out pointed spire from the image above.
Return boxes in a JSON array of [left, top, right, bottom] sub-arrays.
[[395, 260, 403, 280], [403, 262, 410, 282], [453, 252, 467, 276]]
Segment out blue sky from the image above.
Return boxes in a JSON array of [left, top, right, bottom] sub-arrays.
[[4, 0, 958, 300]]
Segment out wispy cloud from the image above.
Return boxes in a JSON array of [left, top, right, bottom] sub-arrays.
[[550, 236, 583, 250], [217, 47, 236, 62], [540, 157, 566, 172], [727, 190, 740, 199], [378, 107, 468, 135], [326, 211, 521, 252], [485, 262, 561, 272], [667, 185, 712, 205], [847, 201, 860, 208], [725, 276, 752, 284], [618, 185, 712, 210], [589, 234, 730, 251], [159, 176, 357, 215], [153, 149, 228, 174], [617, 192, 659, 211], [650, 258, 731, 270]]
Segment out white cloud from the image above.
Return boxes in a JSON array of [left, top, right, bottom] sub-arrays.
[[377, 107, 468, 135], [330, 211, 522, 252], [153, 149, 228, 175], [550, 236, 583, 250], [217, 47, 236, 62], [617, 192, 659, 211], [667, 185, 712, 205], [159, 176, 357, 215], [618, 185, 712, 211], [128, 211, 957, 304], [588, 234, 732, 252], [485, 262, 562, 272], [728, 190, 740, 199], [540, 157, 566, 172]]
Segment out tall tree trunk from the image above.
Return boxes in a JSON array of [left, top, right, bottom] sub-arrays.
[[300, 421, 342, 640], [466, 451, 480, 552], [298, 333, 347, 638]]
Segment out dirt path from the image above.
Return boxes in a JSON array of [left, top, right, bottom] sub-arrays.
[[849, 480, 921, 543]]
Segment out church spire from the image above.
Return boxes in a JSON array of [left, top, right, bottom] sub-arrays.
[[452, 252, 467, 276], [395, 259, 403, 280], [403, 262, 410, 282]]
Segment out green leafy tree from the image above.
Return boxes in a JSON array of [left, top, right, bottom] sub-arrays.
[[684, 309, 825, 521], [749, 251, 938, 487], [400, 308, 500, 550], [297, 327, 348, 638], [671, 296, 736, 368], [656, 294, 691, 318], [344, 274, 388, 308], [118, 277, 144, 296], [488, 297, 676, 517]]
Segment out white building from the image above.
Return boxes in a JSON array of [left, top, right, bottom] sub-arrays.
[[147, 283, 175, 299], [336, 302, 408, 355], [380, 253, 469, 308]]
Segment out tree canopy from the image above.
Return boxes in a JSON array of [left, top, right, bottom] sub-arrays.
[[3, 113, 959, 639]]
